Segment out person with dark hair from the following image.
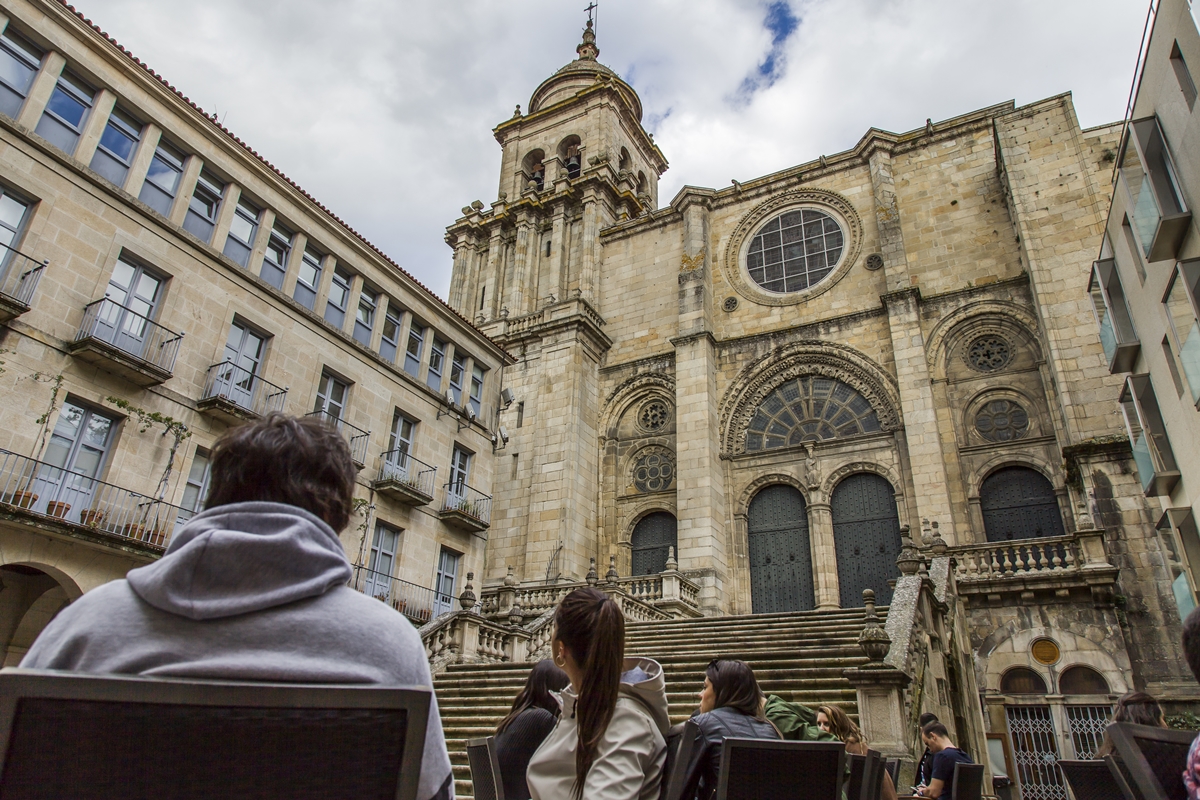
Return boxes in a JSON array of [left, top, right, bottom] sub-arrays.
[[816, 705, 898, 800], [494, 659, 570, 800], [1181, 607, 1200, 798], [526, 587, 670, 800], [916, 712, 939, 788], [1095, 691, 1165, 758], [675, 659, 781, 800], [917, 721, 973, 800], [20, 414, 453, 800]]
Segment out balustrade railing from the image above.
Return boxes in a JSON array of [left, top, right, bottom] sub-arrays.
[[951, 535, 1079, 581], [0, 448, 185, 548], [305, 410, 369, 465], [618, 575, 664, 604], [0, 245, 45, 308], [441, 481, 492, 525], [74, 298, 183, 374], [350, 565, 439, 625], [201, 361, 287, 417], [377, 450, 436, 498]]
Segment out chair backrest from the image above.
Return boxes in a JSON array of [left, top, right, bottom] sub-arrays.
[[950, 762, 984, 800], [663, 719, 701, 800], [1058, 759, 1135, 800], [1107, 722, 1197, 800], [715, 739, 845, 800], [885, 757, 901, 785], [1104, 755, 1144, 800], [466, 736, 504, 800], [864, 749, 885, 800], [847, 753, 866, 800], [0, 668, 431, 800]]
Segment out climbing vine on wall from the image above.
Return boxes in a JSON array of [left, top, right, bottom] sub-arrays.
[[105, 396, 191, 501]]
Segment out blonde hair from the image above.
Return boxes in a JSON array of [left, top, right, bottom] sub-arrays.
[[817, 705, 864, 746]]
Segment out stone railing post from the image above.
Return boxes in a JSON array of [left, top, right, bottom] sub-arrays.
[[1076, 528, 1109, 569], [458, 574, 481, 662], [661, 546, 681, 603], [843, 588, 912, 758], [498, 565, 517, 617]]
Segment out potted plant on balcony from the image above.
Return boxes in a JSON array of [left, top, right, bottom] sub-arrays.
[[80, 508, 105, 528], [45, 501, 70, 518], [2, 489, 37, 509]]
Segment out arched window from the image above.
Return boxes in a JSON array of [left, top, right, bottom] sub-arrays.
[[523, 149, 545, 191], [630, 512, 676, 576], [745, 376, 881, 452], [980, 467, 1066, 542], [618, 147, 631, 172], [831, 473, 902, 606], [1001, 666, 1048, 695], [559, 135, 582, 179], [1058, 665, 1110, 695]]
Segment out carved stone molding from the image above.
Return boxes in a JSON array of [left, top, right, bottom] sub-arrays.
[[601, 372, 675, 438], [735, 472, 810, 515], [820, 460, 904, 499], [924, 300, 1041, 379], [627, 444, 676, 493], [719, 341, 901, 456], [722, 187, 864, 307]]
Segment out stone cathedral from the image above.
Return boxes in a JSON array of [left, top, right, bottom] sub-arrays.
[[445, 20, 1198, 736]]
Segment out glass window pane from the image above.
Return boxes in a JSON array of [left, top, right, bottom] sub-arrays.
[[45, 87, 86, 128]]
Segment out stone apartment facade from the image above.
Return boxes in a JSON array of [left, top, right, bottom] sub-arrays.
[[445, 18, 1200, 791], [0, 0, 511, 665]]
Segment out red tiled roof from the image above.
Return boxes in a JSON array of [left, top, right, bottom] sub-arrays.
[[58, 2, 509, 357]]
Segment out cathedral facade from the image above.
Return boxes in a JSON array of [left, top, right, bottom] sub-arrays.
[[447, 21, 1199, 764]]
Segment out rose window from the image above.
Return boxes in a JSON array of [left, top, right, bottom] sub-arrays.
[[975, 399, 1029, 442], [633, 450, 675, 493]]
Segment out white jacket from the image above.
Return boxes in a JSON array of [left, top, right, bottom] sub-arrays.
[[527, 657, 670, 800]]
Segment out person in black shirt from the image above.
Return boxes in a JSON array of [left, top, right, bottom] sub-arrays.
[[915, 712, 939, 787], [493, 659, 570, 800], [917, 721, 973, 800]]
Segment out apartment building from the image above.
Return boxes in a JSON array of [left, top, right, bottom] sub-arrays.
[[1089, 0, 1200, 624], [0, 0, 511, 664]]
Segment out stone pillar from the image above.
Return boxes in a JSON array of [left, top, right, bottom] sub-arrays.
[[843, 666, 912, 757], [123, 123, 161, 196], [447, 234, 474, 313], [546, 203, 566, 303], [808, 501, 840, 609], [579, 195, 599, 303], [867, 146, 908, 294], [672, 192, 725, 612], [73, 88, 116, 166], [16, 50, 65, 131], [510, 216, 534, 316]]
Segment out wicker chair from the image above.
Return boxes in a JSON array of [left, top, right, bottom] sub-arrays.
[[715, 739, 845, 800], [1059, 758, 1137, 800], [1107, 722, 1197, 800], [466, 736, 503, 800]]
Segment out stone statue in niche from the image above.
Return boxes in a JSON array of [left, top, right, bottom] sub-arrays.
[[804, 443, 820, 489]]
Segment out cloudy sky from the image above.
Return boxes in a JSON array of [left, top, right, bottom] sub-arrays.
[[71, 0, 1150, 299]]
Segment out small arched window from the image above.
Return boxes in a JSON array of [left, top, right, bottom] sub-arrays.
[[637, 171, 647, 195], [1001, 666, 1048, 695], [1059, 665, 1110, 695], [619, 147, 631, 171], [559, 135, 582, 179], [523, 149, 546, 191]]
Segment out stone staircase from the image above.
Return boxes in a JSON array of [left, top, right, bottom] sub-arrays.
[[434, 606, 880, 799]]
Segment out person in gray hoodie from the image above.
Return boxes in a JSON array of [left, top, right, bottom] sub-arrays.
[[20, 413, 453, 800]]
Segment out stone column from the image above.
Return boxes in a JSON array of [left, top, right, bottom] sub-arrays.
[[546, 203, 566, 303], [447, 234, 473, 313], [579, 195, 599, 303], [510, 216, 534, 316], [16, 51, 65, 131], [808, 501, 840, 609], [123, 123, 161, 196]]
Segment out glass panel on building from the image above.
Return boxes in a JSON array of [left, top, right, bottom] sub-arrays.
[[183, 169, 223, 243], [354, 285, 377, 346], [89, 106, 141, 186], [0, 29, 42, 119], [293, 247, 322, 311], [324, 266, 351, 328], [138, 139, 185, 216], [35, 70, 94, 154], [260, 222, 292, 290]]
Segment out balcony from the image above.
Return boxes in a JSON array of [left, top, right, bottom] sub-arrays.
[[197, 361, 288, 424], [438, 481, 491, 534], [1089, 259, 1139, 374], [350, 565, 442, 626], [949, 529, 1118, 605], [1121, 374, 1181, 496], [373, 450, 436, 506], [0, 447, 187, 551], [68, 298, 183, 386], [1123, 117, 1192, 263], [304, 410, 369, 467], [0, 246, 45, 322]]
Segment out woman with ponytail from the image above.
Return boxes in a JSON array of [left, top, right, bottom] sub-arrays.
[[526, 587, 670, 800]]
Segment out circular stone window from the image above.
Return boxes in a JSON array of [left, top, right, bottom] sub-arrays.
[[746, 208, 845, 294], [638, 400, 669, 432], [633, 450, 675, 493], [966, 335, 1013, 372], [975, 399, 1029, 442]]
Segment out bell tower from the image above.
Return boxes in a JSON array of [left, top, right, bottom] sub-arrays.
[[445, 21, 667, 588]]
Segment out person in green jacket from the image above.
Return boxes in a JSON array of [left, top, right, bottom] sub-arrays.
[[762, 695, 841, 742]]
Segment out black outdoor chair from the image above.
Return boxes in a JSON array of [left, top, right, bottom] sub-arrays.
[[466, 735, 504, 800], [1059, 757, 1137, 800], [663, 719, 702, 800], [715, 739, 845, 800], [885, 757, 901, 785], [847, 750, 886, 800], [1107, 722, 1197, 800], [950, 761, 984, 800], [0, 668, 431, 800]]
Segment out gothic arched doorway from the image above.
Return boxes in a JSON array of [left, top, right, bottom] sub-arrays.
[[980, 466, 1065, 542], [631, 512, 677, 575], [747, 485, 815, 613], [831, 473, 902, 607]]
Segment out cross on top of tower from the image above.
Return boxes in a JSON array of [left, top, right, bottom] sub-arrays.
[[585, 2, 597, 23], [577, 5, 600, 62]]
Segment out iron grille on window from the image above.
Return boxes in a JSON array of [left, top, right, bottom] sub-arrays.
[[1066, 705, 1112, 760], [1005, 705, 1066, 800]]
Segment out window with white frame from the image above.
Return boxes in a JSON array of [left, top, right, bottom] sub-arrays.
[[0, 185, 32, 263], [35, 70, 94, 155], [139, 139, 185, 217], [426, 337, 445, 392], [325, 266, 352, 329], [1164, 260, 1200, 404], [294, 247, 322, 311], [1120, 374, 1180, 496], [223, 197, 260, 268], [184, 169, 224, 243], [364, 522, 402, 602], [449, 446, 471, 496], [89, 106, 141, 187], [404, 323, 424, 378], [469, 364, 485, 418], [0, 29, 42, 119], [380, 304, 402, 364], [449, 352, 465, 405], [178, 448, 212, 524], [313, 371, 349, 422], [383, 411, 417, 481], [433, 547, 460, 617], [261, 222, 292, 290], [354, 285, 378, 346]]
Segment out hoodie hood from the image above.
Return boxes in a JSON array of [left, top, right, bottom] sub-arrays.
[[559, 657, 671, 735], [126, 501, 352, 620]]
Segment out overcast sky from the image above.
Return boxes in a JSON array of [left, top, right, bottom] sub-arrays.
[[70, 0, 1150, 299]]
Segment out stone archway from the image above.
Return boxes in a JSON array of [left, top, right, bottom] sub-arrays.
[[830, 473, 902, 607], [0, 563, 80, 666]]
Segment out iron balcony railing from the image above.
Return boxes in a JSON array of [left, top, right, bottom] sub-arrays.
[[75, 298, 184, 374], [201, 361, 288, 417], [305, 410, 370, 465], [350, 565, 442, 625], [0, 447, 188, 548], [377, 449, 437, 497], [441, 480, 492, 525], [0, 244, 46, 308]]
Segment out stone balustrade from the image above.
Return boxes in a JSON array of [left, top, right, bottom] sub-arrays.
[[946, 528, 1117, 603]]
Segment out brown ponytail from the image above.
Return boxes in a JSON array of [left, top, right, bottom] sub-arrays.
[[554, 587, 626, 799]]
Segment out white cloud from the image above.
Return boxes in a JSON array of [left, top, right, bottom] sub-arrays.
[[69, 0, 1148, 298]]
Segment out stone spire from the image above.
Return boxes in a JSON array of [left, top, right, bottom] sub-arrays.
[[577, 19, 599, 61]]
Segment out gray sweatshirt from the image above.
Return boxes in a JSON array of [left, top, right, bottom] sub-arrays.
[[21, 501, 453, 800]]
